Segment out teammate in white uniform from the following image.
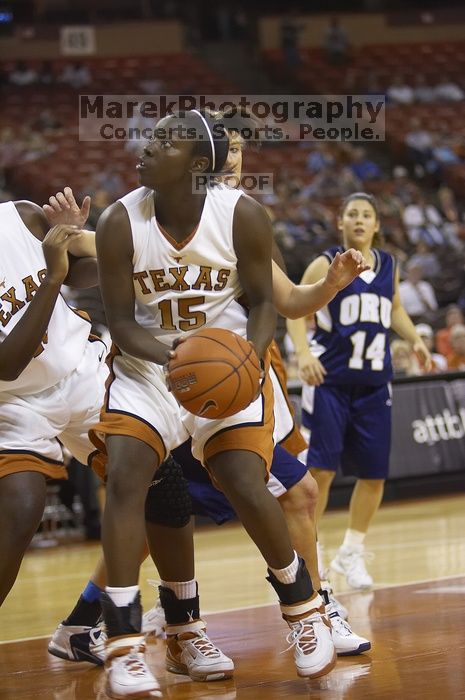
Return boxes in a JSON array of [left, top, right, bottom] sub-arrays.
[[47, 172, 369, 683], [0, 193, 107, 607], [89, 109, 371, 698]]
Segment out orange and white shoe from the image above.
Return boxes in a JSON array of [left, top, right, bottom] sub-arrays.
[[166, 620, 234, 682]]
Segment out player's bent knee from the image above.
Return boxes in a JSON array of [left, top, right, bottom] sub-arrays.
[[144, 455, 192, 528], [279, 473, 318, 516]]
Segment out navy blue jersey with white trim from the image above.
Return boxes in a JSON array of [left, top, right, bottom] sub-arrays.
[[313, 246, 396, 385]]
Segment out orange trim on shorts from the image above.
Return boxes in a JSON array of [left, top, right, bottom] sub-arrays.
[[203, 367, 275, 476], [0, 452, 66, 480], [88, 345, 166, 479], [89, 411, 166, 480], [269, 340, 307, 456]]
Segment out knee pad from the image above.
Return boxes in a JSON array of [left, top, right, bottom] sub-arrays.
[[144, 455, 192, 528]]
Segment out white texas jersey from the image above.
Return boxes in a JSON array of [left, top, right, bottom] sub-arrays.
[[120, 184, 249, 347], [0, 202, 91, 396]]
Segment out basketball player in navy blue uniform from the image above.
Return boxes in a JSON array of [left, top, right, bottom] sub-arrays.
[[287, 193, 431, 590]]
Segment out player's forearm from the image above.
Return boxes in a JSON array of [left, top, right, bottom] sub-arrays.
[[0, 278, 61, 381], [284, 278, 338, 319], [246, 301, 276, 359], [66, 230, 96, 257], [109, 319, 169, 365], [286, 316, 311, 356], [64, 257, 98, 288]]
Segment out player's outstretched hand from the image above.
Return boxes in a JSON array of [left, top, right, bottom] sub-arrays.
[[326, 249, 370, 291], [43, 187, 91, 228], [42, 225, 85, 284], [413, 338, 432, 372], [298, 347, 327, 386]]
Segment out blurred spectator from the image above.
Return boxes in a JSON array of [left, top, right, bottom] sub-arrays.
[[89, 168, 125, 200], [435, 304, 465, 356], [20, 127, 55, 161], [280, 10, 304, 68], [391, 339, 419, 376], [413, 74, 436, 103], [0, 127, 23, 169], [87, 189, 113, 228], [32, 108, 63, 132], [437, 186, 465, 248], [306, 144, 332, 173], [305, 164, 361, 199], [364, 69, 382, 96], [59, 62, 92, 89], [402, 190, 444, 246], [349, 147, 382, 181], [408, 241, 440, 279], [405, 118, 433, 165], [324, 17, 349, 66], [446, 324, 465, 370], [434, 80, 464, 102], [139, 77, 164, 93], [387, 76, 414, 105], [9, 61, 37, 86], [37, 60, 55, 85], [399, 261, 438, 322], [414, 323, 448, 373]]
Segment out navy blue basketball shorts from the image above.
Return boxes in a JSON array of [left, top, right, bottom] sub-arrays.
[[172, 440, 308, 525], [302, 383, 391, 479]]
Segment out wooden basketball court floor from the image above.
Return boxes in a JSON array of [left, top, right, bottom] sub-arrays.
[[1, 493, 465, 700]]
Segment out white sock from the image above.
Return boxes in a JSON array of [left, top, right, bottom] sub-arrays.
[[106, 585, 139, 607], [161, 579, 197, 600], [316, 540, 326, 578], [342, 529, 366, 549], [269, 551, 299, 584]]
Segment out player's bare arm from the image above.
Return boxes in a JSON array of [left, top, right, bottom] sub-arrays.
[[18, 200, 97, 288], [286, 256, 330, 386], [233, 195, 276, 359], [96, 202, 170, 365], [42, 187, 96, 258], [0, 222, 84, 381], [273, 249, 369, 320], [391, 265, 432, 370]]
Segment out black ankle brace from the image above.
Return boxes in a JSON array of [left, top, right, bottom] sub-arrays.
[[100, 591, 142, 638], [319, 588, 331, 606], [266, 556, 314, 605], [159, 584, 200, 625]]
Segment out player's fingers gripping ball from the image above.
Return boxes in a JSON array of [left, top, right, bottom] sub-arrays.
[[167, 327, 261, 418]]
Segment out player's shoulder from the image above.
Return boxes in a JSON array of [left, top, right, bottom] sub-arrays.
[[13, 200, 49, 240], [374, 247, 397, 271], [234, 190, 268, 222], [97, 200, 129, 228]]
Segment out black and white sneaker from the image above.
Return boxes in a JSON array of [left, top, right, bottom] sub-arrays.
[[48, 620, 106, 665]]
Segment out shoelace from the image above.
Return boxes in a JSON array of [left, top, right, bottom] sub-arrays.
[[188, 631, 223, 658], [283, 612, 321, 654], [114, 645, 151, 678], [327, 607, 352, 637], [89, 624, 107, 653]]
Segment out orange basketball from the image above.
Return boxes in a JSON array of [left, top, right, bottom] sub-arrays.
[[167, 327, 261, 419]]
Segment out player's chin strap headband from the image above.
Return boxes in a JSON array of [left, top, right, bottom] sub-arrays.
[[191, 109, 216, 172]]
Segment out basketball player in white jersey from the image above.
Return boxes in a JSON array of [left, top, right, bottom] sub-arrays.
[[46, 178, 370, 691], [139, 128, 370, 654], [0, 194, 108, 608], [87, 109, 372, 698]]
